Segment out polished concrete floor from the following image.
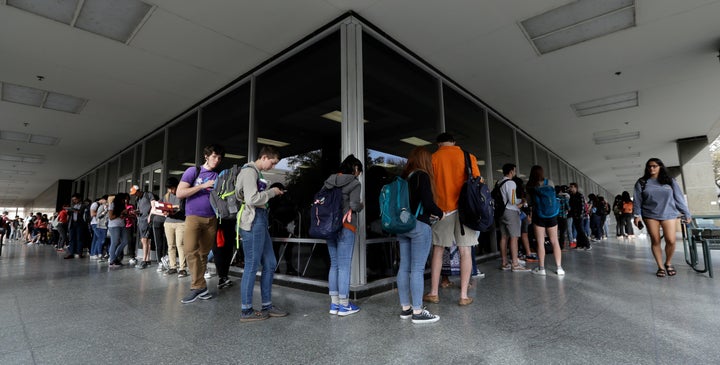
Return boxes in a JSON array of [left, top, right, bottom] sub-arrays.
[[1, 234, 719, 365]]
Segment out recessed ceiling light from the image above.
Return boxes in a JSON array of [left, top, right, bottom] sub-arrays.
[[181, 162, 196, 167], [0, 169, 35, 175], [572, 91, 638, 117], [28, 134, 59, 145], [0, 153, 44, 164], [605, 152, 640, 160], [257, 137, 289, 147], [1, 82, 44, 106], [400, 137, 432, 146], [321, 110, 369, 123], [520, 0, 636, 54], [0, 130, 59, 145], [611, 164, 641, 171], [74, 0, 153, 43], [44, 91, 87, 113], [7, 0, 79, 24], [593, 131, 639, 145], [225, 153, 246, 160]]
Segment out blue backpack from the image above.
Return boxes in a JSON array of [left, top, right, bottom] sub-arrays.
[[457, 151, 494, 233], [379, 175, 421, 234], [308, 186, 343, 239], [534, 179, 559, 219]]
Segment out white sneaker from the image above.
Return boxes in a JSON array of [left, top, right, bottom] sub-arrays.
[[532, 267, 546, 276], [156, 263, 164, 272], [556, 267, 565, 276]]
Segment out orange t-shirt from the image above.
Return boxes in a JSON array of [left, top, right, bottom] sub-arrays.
[[432, 145, 481, 212]]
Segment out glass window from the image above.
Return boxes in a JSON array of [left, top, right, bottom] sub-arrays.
[[488, 114, 515, 184], [559, 162, 567, 185], [107, 159, 118, 194], [167, 113, 198, 182], [120, 149, 134, 177], [87, 171, 96, 200], [96, 165, 106, 196], [362, 33, 441, 281], [200, 83, 250, 171], [516, 132, 533, 180], [442, 85, 487, 178], [254, 31, 341, 280], [144, 131, 164, 166], [535, 145, 548, 172], [550, 155, 560, 183]]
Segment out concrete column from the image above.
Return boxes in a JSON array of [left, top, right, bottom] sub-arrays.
[[677, 136, 719, 216]]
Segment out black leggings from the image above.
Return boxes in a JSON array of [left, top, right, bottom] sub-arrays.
[[213, 221, 236, 279]]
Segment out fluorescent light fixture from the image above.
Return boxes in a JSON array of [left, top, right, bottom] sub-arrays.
[[593, 131, 639, 145], [28, 134, 60, 145], [611, 164, 641, 171], [225, 153, 246, 160], [605, 152, 640, 160], [400, 137, 432, 146], [0, 130, 59, 145], [0, 153, 44, 164], [1, 82, 87, 114], [616, 172, 639, 177], [520, 0, 636, 54], [9, 0, 152, 44], [375, 163, 396, 168], [0, 169, 35, 175], [181, 162, 196, 167], [74, 0, 152, 43], [7, 0, 79, 24], [44, 91, 87, 113], [257, 137, 289, 147], [321, 110, 369, 123], [477, 160, 486, 166], [572, 91, 638, 117], [1, 82, 44, 106], [168, 170, 186, 175]]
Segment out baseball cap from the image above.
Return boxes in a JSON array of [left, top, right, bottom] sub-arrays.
[[129, 185, 140, 195]]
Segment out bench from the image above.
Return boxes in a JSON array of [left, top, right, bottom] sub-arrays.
[[683, 215, 720, 278]]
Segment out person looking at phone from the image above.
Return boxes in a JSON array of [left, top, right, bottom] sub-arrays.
[[633, 158, 691, 277]]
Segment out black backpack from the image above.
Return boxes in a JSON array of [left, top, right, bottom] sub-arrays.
[[491, 179, 511, 222], [457, 151, 494, 233]]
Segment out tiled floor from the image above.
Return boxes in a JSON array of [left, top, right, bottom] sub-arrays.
[[1, 235, 719, 365]]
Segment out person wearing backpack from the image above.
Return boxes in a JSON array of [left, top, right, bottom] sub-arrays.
[[176, 144, 224, 304], [425, 133, 480, 306], [526, 165, 564, 276], [236, 145, 287, 321], [619, 191, 635, 238], [612, 194, 623, 238], [396, 147, 443, 324], [568, 183, 591, 250], [322, 155, 364, 316], [495, 164, 529, 273]]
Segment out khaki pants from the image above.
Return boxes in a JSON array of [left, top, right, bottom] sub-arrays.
[[164, 221, 186, 270], [183, 215, 217, 289]]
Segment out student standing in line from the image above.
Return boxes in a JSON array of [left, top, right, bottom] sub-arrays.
[[396, 147, 442, 323], [324, 155, 364, 316], [177, 144, 224, 304], [526, 165, 564, 276], [633, 158, 691, 277], [236, 146, 288, 322], [161, 177, 188, 277]]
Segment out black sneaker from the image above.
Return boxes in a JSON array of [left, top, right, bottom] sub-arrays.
[[165, 268, 178, 275], [177, 270, 188, 278], [240, 309, 269, 322], [261, 305, 288, 317], [180, 288, 211, 304], [400, 308, 413, 319], [136, 261, 149, 269], [411, 309, 440, 324], [218, 277, 233, 289]]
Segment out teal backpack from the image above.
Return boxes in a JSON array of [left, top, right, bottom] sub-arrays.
[[379, 175, 422, 234]]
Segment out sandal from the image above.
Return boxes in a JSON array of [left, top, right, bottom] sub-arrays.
[[440, 280, 454, 288], [656, 268, 666, 277], [665, 264, 677, 276]]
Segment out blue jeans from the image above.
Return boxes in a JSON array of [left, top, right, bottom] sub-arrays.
[[240, 209, 276, 310], [396, 222, 432, 310], [326, 227, 356, 299], [91, 224, 107, 256], [109, 226, 130, 263]]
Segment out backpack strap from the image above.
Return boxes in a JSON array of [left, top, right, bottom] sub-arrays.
[[462, 150, 473, 179]]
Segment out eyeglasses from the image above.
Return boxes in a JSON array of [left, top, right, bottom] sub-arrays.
[[648, 165, 660, 168]]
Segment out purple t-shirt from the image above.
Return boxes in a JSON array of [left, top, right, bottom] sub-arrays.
[[180, 166, 218, 218]]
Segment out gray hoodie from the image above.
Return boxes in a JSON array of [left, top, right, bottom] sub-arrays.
[[323, 174, 363, 230]]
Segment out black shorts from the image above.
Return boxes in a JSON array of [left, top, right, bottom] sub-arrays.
[[533, 216, 558, 228]]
